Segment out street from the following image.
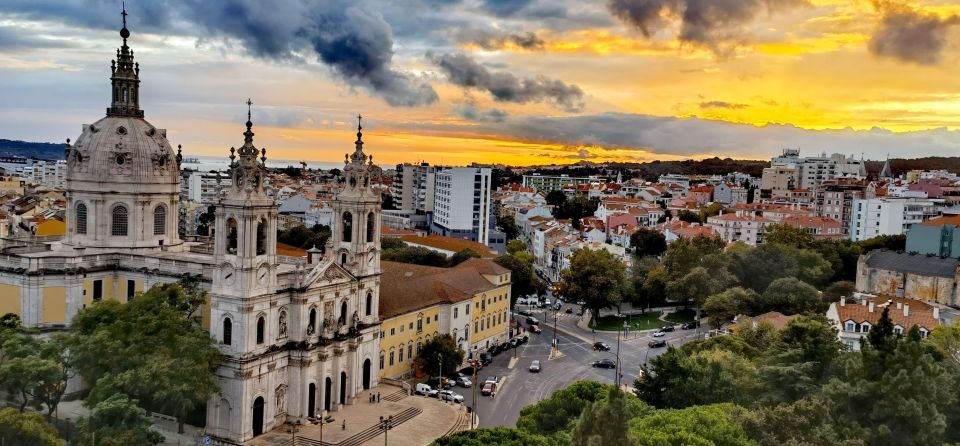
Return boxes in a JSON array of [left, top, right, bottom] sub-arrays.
[[470, 305, 702, 428]]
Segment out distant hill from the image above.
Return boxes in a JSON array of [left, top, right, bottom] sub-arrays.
[[0, 139, 64, 160], [865, 157, 960, 178]]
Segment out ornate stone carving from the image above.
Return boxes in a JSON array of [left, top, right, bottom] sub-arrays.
[[275, 384, 287, 415], [278, 311, 287, 338]]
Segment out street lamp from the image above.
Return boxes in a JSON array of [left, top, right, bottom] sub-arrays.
[[615, 321, 626, 388], [469, 358, 480, 429], [289, 419, 300, 446], [379, 415, 394, 446], [437, 353, 443, 392], [308, 412, 328, 445]]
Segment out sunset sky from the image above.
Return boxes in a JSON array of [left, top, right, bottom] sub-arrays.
[[1, 0, 960, 166]]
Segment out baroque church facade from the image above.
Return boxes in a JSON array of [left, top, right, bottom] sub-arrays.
[[1, 12, 382, 445]]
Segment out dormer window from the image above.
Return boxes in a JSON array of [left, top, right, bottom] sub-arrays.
[[845, 321, 855, 332], [860, 322, 871, 333]]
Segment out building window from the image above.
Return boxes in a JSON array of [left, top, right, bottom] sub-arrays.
[[407, 343, 413, 359], [340, 301, 348, 325], [153, 204, 166, 235], [366, 292, 373, 316], [389, 350, 395, 366], [379, 352, 385, 369], [366, 212, 375, 242], [256, 316, 265, 344], [226, 218, 238, 254], [399, 347, 404, 363], [417, 315, 423, 332], [93, 279, 103, 301], [76, 203, 87, 235], [342, 212, 353, 242], [256, 218, 266, 255], [111, 204, 128, 236], [126, 279, 135, 299], [465, 304, 470, 315], [861, 323, 870, 333], [454, 308, 458, 318], [223, 317, 232, 345], [308, 308, 317, 335], [474, 321, 478, 333]]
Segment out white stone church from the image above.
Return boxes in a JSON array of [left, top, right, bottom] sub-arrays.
[[0, 13, 382, 445]]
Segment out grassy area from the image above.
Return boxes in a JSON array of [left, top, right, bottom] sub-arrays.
[[664, 309, 696, 324], [589, 312, 664, 331]]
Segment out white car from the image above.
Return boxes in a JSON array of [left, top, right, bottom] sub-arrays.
[[415, 383, 438, 397], [652, 330, 666, 338], [438, 390, 464, 403]]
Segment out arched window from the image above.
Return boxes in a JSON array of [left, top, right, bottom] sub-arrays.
[[226, 218, 238, 254], [75, 202, 87, 235], [256, 218, 266, 255], [342, 212, 353, 242], [114, 86, 119, 102], [111, 204, 128, 236], [340, 301, 348, 325], [153, 204, 166, 236], [256, 316, 265, 344], [379, 351, 385, 369], [122, 87, 128, 103], [389, 349, 395, 366], [308, 308, 317, 334], [223, 317, 232, 345], [407, 342, 413, 360], [366, 212, 375, 242], [398, 346, 403, 363], [365, 292, 373, 316], [340, 253, 347, 266]]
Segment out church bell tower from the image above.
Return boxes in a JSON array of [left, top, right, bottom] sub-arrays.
[[212, 100, 278, 298], [330, 115, 381, 279]]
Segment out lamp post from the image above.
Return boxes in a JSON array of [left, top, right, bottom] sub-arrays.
[[437, 353, 443, 392], [615, 321, 626, 388], [289, 419, 300, 446], [308, 412, 327, 446], [552, 308, 559, 354], [379, 415, 394, 446], [470, 358, 479, 429]]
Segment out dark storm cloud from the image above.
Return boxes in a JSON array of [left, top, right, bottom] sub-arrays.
[[0, 0, 438, 107], [868, 3, 960, 65], [700, 101, 748, 109], [431, 52, 585, 112], [607, 0, 807, 55], [483, 0, 536, 17], [456, 29, 545, 50], [0, 25, 80, 50], [454, 103, 509, 122]]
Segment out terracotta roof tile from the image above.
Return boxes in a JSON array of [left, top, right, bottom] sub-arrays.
[[837, 296, 938, 331], [379, 259, 509, 319]]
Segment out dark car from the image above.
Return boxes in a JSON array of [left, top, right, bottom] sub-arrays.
[[648, 339, 667, 348], [592, 358, 616, 369], [593, 342, 611, 351], [661, 324, 676, 332], [526, 316, 540, 326], [681, 321, 700, 330], [479, 353, 493, 365], [521, 335, 529, 343], [565, 307, 573, 314]]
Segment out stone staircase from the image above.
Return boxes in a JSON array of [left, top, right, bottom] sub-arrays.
[[336, 406, 421, 446], [381, 389, 408, 403]]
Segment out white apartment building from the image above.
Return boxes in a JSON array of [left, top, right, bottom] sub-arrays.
[[21, 160, 67, 188], [768, 149, 866, 191], [186, 170, 232, 203], [706, 211, 773, 246], [849, 197, 939, 241], [431, 167, 493, 245], [392, 163, 440, 212], [522, 173, 600, 192]]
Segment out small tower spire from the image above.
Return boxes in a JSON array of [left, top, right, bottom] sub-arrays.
[[107, 2, 142, 118], [243, 98, 254, 145]]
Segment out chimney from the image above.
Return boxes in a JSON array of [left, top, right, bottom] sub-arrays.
[[868, 301, 875, 313], [934, 307, 940, 320], [903, 304, 909, 317], [840, 297, 846, 306]]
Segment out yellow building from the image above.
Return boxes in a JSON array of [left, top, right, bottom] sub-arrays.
[[0, 272, 147, 326], [378, 258, 511, 379]]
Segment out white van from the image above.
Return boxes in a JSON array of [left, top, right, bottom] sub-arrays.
[[516, 296, 538, 306], [415, 383, 438, 397]]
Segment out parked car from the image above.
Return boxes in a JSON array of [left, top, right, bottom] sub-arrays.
[[439, 390, 464, 403], [553, 303, 562, 311], [592, 359, 616, 369], [529, 360, 541, 372], [526, 316, 540, 326], [648, 339, 667, 348], [593, 342, 611, 351], [530, 324, 542, 333], [681, 321, 700, 330], [521, 335, 530, 343], [479, 353, 493, 365], [565, 307, 573, 314], [544, 299, 552, 307], [484, 375, 498, 384], [652, 330, 666, 338], [661, 324, 676, 332], [415, 383, 438, 397], [455, 375, 472, 387], [576, 300, 586, 306], [481, 381, 497, 397]]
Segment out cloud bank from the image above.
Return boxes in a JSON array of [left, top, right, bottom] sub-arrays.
[[868, 2, 960, 65]]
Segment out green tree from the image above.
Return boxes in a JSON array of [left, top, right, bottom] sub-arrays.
[[0, 313, 20, 330], [758, 278, 823, 315], [629, 403, 755, 446], [728, 244, 799, 293], [381, 237, 407, 251], [415, 334, 464, 381], [676, 210, 700, 224], [758, 315, 841, 405], [506, 239, 527, 255], [739, 397, 863, 446], [449, 249, 481, 266], [630, 228, 667, 258], [857, 234, 906, 253], [545, 190, 567, 207], [70, 281, 221, 433], [571, 388, 643, 446], [431, 427, 549, 446], [635, 347, 759, 409], [764, 223, 814, 249], [628, 257, 667, 313], [559, 248, 626, 324], [822, 281, 856, 303], [699, 203, 725, 223], [77, 394, 164, 446], [495, 253, 537, 305], [517, 381, 611, 437], [704, 287, 757, 330], [497, 214, 520, 240], [277, 224, 331, 249], [0, 407, 63, 446], [381, 246, 449, 266]]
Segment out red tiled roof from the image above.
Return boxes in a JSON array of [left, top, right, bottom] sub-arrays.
[[836, 296, 938, 331], [921, 215, 960, 227]]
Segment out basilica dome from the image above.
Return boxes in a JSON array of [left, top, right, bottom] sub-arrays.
[[63, 17, 182, 252]]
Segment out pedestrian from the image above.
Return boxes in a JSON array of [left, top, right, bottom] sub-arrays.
[[342, 419, 346, 430], [377, 392, 380, 403]]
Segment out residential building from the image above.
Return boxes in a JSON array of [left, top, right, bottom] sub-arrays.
[[905, 215, 960, 258], [760, 165, 796, 198], [687, 185, 714, 205], [185, 170, 232, 203], [431, 167, 492, 245], [769, 149, 867, 191], [779, 215, 844, 240], [522, 173, 601, 192], [815, 179, 870, 237], [713, 182, 747, 205], [850, 197, 938, 241], [707, 211, 772, 245], [392, 162, 440, 213], [827, 296, 939, 350]]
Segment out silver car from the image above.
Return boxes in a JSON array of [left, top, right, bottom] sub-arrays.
[[529, 360, 541, 373], [438, 390, 464, 403]]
